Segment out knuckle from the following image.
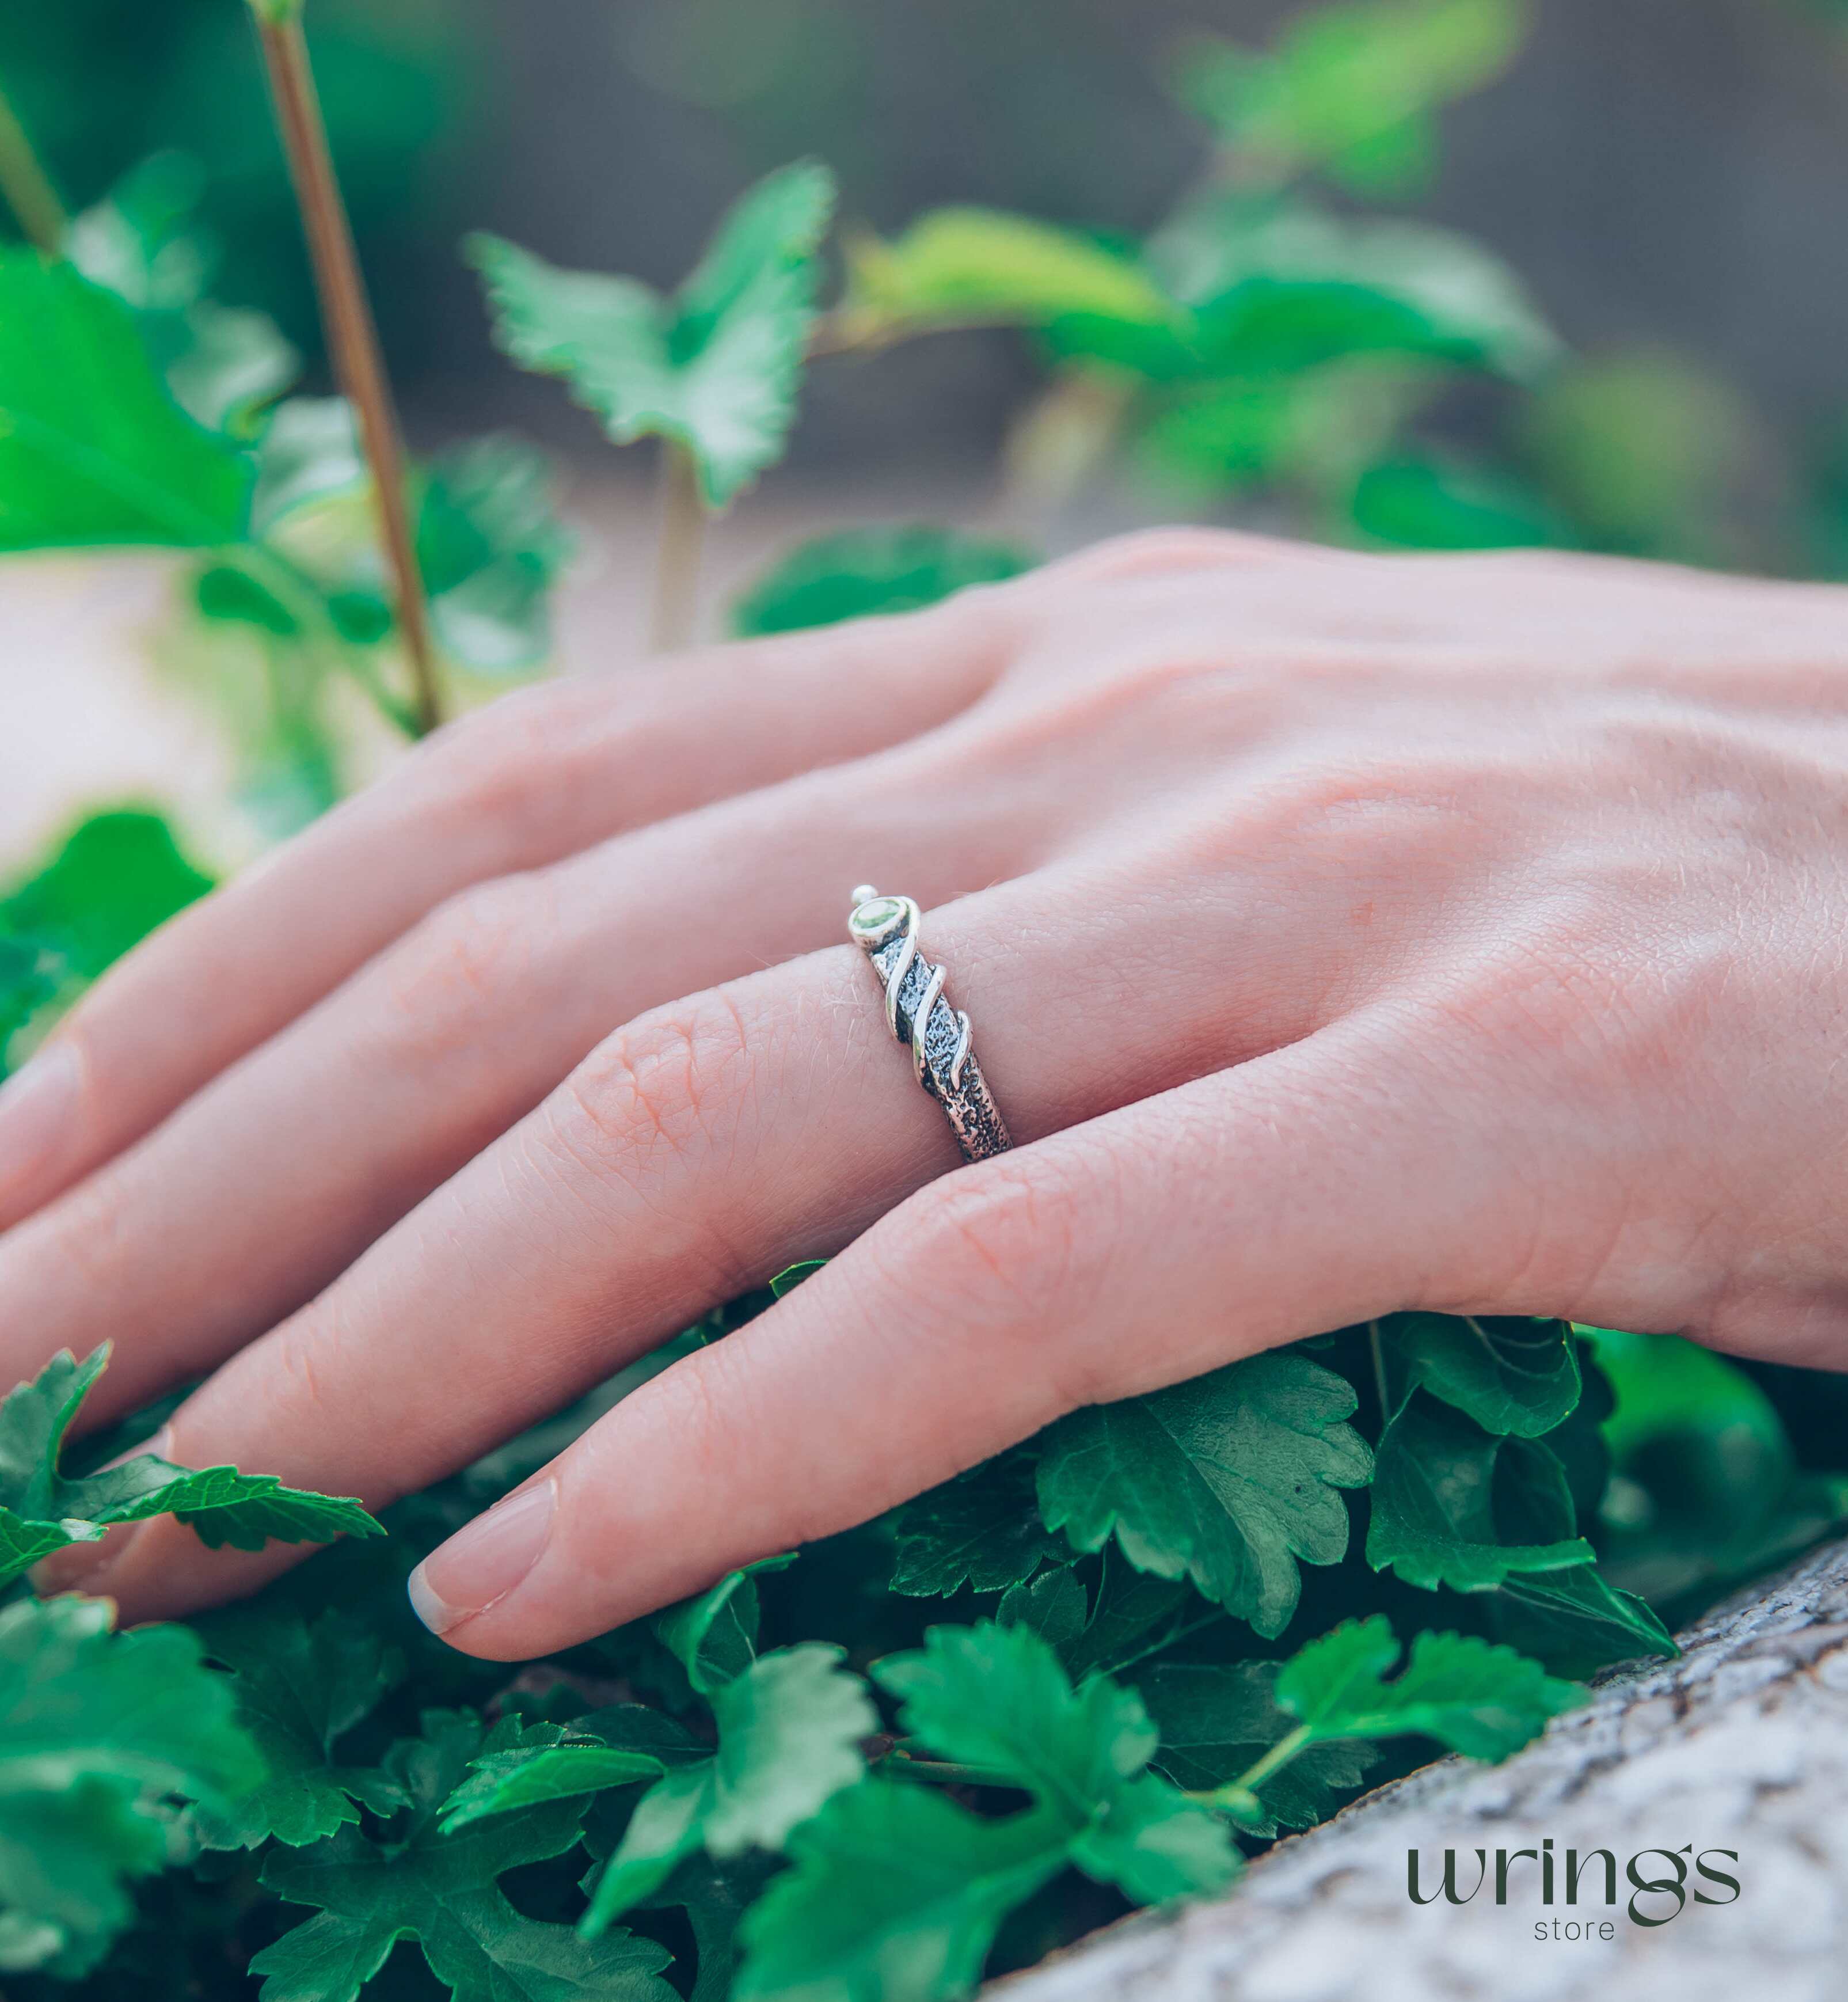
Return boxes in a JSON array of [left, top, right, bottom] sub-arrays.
[[409, 680, 618, 857], [978, 643, 1263, 777], [637, 1350, 743, 1499], [1193, 755, 1500, 894], [545, 989, 756, 1195], [1044, 526, 1275, 583], [376, 876, 548, 1044], [415, 683, 558, 814], [1435, 911, 1650, 1070], [879, 1146, 1139, 1414], [889, 1157, 1084, 1323]]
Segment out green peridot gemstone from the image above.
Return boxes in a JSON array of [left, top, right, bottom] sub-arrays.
[[851, 897, 902, 930]]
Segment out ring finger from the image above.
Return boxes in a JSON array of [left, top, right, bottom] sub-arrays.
[[81, 829, 1410, 1624]]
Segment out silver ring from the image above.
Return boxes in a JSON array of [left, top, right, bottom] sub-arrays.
[[847, 887, 1012, 1163]]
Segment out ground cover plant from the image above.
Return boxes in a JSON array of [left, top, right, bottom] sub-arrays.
[[6, 1, 1848, 1997]]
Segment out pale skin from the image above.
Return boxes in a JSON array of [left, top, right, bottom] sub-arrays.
[[6, 528, 1848, 1660]]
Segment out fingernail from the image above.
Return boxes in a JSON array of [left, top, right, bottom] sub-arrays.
[[408, 1479, 556, 1637], [31, 1427, 172, 1597], [0, 1041, 80, 1202]]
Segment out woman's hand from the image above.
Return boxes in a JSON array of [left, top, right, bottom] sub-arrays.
[[6, 529, 1848, 1659]]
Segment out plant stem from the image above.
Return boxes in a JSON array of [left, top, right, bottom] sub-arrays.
[[251, 10, 443, 736], [0, 72, 67, 253], [649, 437, 706, 654], [996, 365, 1136, 520], [1230, 1722, 1311, 1796], [1368, 1319, 1390, 1426], [1186, 1722, 1314, 1818], [883, 1751, 1015, 1788], [223, 542, 420, 736], [1095, 1607, 1226, 1681]]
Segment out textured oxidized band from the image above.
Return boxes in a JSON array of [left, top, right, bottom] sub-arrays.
[[847, 886, 1012, 1163]]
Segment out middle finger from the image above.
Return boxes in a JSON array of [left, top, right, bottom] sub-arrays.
[[89, 822, 1414, 1622]]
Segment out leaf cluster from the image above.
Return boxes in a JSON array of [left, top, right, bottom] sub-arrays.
[[10, 1288, 1736, 2002], [0, 1347, 388, 1982]]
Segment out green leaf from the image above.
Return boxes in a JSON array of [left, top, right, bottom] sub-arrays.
[[581, 1767, 712, 1940], [1136, 201, 1558, 382], [996, 1548, 1196, 1684], [891, 1452, 1069, 1600], [879, 1620, 1153, 1806], [1275, 1614, 1582, 1762], [731, 525, 1036, 637], [1519, 352, 1765, 564], [0, 1595, 261, 1978], [417, 436, 573, 673], [1176, 0, 1529, 198], [1488, 1561, 1678, 1678], [1362, 1381, 1675, 1674], [1583, 1324, 1848, 1614], [1588, 1325, 1788, 1472], [0, 250, 253, 550], [1071, 1770, 1245, 1906], [1539, 1339, 1614, 1524], [838, 208, 1174, 343], [1142, 1661, 1377, 1834], [0, 937, 53, 1069], [65, 151, 215, 317], [581, 1644, 876, 1936], [66, 1456, 384, 1551], [167, 303, 303, 439], [250, 398, 369, 538], [0, 1346, 381, 1586], [1055, 1549, 1199, 1682], [439, 1707, 702, 1834], [189, 1608, 406, 1849], [1, 808, 214, 1074], [253, 1708, 676, 2002], [1035, 1351, 1371, 1635], [471, 161, 836, 507], [67, 151, 299, 436], [1348, 455, 1563, 550], [735, 1781, 1071, 2002], [654, 1553, 796, 1695], [876, 1622, 1237, 1904], [225, 406, 571, 673], [0, 1514, 101, 1578], [995, 1567, 1089, 1655], [1364, 1394, 1592, 1591], [0, 1347, 107, 1522], [636, 1852, 777, 2002], [768, 1259, 827, 1297], [1, 809, 214, 988]]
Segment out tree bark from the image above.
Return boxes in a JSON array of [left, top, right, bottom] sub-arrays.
[[994, 1537, 1848, 2002]]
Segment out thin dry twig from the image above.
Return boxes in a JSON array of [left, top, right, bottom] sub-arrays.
[[252, 10, 444, 735], [0, 73, 69, 254]]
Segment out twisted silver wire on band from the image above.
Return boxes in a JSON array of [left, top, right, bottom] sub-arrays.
[[847, 887, 1012, 1163]]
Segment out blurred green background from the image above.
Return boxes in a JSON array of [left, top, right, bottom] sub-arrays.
[[6, 0, 1848, 574]]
